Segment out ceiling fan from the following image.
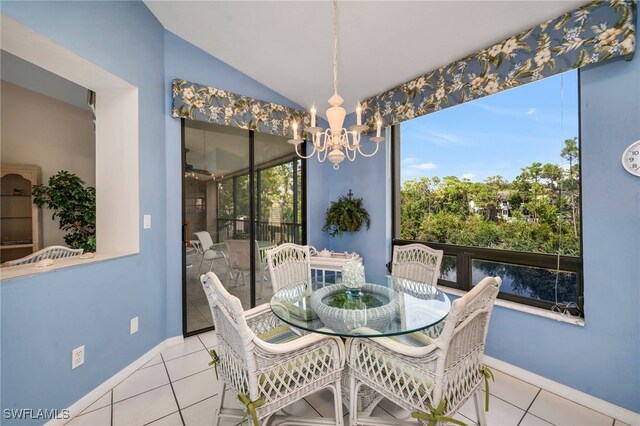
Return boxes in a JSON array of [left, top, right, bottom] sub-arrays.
[[185, 149, 213, 176], [185, 129, 214, 178]]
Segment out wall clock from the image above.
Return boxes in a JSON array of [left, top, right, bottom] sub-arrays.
[[622, 140, 640, 176]]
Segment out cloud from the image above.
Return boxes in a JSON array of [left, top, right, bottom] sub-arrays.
[[402, 157, 420, 166], [412, 162, 438, 170], [473, 103, 516, 116], [426, 129, 466, 146], [401, 160, 439, 180], [402, 122, 468, 147], [474, 103, 537, 119], [402, 156, 437, 171], [462, 173, 475, 180]]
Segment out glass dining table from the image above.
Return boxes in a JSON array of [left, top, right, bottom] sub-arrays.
[[270, 274, 451, 337]]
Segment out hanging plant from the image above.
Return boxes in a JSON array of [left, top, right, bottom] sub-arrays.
[[322, 190, 371, 237]]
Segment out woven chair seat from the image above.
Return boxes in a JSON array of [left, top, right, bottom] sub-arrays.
[[257, 324, 300, 345], [385, 331, 436, 348]]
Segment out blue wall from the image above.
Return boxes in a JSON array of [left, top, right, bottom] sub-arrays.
[[312, 16, 640, 413], [307, 114, 391, 276], [1, 0, 638, 418], [0, 2, 168, 424]]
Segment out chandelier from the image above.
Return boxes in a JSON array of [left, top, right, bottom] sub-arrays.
[[288, 0, 384, 169]]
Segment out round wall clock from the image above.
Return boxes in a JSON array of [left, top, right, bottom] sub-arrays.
[[622, 140, 640, 176]]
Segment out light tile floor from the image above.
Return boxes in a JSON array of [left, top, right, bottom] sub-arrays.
[[67, 332, 630, 426]]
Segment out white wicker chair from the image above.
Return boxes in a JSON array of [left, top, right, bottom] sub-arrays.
[[193, 231, 229, 278], [392, 243, 444, 286], [346, 276, 501, 426], [3, 245, 83, 267], [266, 243, 312, 293], [201, 272, 345, 426]]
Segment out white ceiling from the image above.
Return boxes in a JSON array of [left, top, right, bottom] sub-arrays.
[[145, 0, 585, 115]]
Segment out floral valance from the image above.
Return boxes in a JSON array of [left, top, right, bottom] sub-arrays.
[[172, 79, 310, 138], [362, 0, 637, 128]]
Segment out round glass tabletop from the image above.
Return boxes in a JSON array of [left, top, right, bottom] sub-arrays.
[[270, 274, 451, 337]]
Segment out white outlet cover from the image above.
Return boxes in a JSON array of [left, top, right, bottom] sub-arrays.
[[130, 316, 139, 334], [143, 214, 151, 229], [72, 345, 85, 369]]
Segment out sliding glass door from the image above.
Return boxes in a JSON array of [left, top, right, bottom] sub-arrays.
[[182, 120, 305, 335]]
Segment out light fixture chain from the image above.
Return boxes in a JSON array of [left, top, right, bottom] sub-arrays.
[[289, 0, 384, 169], [332, 0, 339, 96]]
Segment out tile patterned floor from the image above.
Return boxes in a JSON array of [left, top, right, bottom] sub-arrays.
[[67, 332, 630, 426]]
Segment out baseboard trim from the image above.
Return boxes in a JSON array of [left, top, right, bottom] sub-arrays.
[[484, 355, 640, 425], [46, 335, 184, 426]]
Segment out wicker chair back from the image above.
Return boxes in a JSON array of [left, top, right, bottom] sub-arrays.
[[201, 272, 255, 395], [391, 243, 443, 285], [433, 276, 501, 410], [3, 245, 83, 266], [201, 271, 346, 426], [266, 243, 312, 293]]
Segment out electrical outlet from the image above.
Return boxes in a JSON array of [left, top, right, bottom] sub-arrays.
[[72, 345, 85, 369], [130, 316, 139, 334]]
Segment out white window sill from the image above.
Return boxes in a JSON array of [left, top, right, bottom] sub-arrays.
[[443, 287, 585, 327], [0, 251, 138, 282]]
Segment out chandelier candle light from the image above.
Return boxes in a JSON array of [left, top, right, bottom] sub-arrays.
[[288, 0, 384, 169]]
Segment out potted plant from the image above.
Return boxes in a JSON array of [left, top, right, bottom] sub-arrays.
[[322, 190, 371, 237], [32, 171, 96, 252]]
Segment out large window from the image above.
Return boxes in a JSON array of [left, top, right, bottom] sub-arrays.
[[396, 70, 582, 314]]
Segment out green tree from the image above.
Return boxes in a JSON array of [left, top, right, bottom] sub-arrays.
[[399, 136, 581, 258], [471, 175, 507, 221], [439, 176, 469, 216], [518, 162, 543, 221], [561, 137, 579, 238]]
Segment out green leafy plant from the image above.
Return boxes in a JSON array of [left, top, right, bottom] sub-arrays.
[[322, 191, 371, 237], [32, 171, 96, 252], [327, 293, 382, 309]]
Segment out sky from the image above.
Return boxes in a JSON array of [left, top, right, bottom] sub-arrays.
[[401, 70, 579, 183]]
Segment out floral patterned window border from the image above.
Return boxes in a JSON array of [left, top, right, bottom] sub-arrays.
[[362, 0, 636, 128], [172, 79, 310, 138]]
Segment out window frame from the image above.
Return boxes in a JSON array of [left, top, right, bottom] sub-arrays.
[[391, 71, 584, 315]]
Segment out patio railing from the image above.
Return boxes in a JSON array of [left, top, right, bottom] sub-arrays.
[[216, 218, 302, 245]]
